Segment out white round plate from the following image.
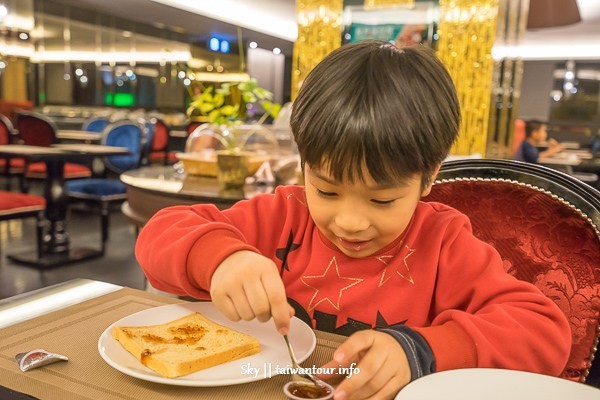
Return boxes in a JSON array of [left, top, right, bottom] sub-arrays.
[[98, 302, 316, 386], [395, 368, 600, 400]]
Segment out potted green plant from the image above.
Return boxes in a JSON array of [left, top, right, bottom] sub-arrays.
[[187, 79, 280, 126], [183, 78, 282, 188]]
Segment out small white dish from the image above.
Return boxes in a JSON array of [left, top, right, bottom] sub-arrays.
[[283, 380, 335, 400]]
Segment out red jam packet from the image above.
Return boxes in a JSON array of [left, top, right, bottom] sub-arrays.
[[15, 349, 69, 372]]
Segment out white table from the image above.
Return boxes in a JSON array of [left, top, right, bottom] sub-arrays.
[[396, 368, 600, 400]]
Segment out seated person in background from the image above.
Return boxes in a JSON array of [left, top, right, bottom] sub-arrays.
[[136, 41, 570, 400], [514, 119, 564, 163], [591, 133, 600, 155]]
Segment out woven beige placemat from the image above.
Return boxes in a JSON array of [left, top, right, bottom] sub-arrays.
[[0, 287, 343, 400]]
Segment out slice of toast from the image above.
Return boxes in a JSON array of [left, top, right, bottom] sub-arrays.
[[111, 312, 261, 378]]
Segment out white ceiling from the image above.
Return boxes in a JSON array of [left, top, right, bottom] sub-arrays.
[[20, 0, 600, 62], [150, 0, 600, 60], [512, 0, 600, 60], [148, 0, 298, 42]]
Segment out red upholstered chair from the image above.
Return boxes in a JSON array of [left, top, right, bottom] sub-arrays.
[[423, 159, 600, 385], [0, 114, 25, 189], [512, 118, 526, 156], [14, 111, 92, 190], [148, 118, 177, 165], [0, 190, 45, 259]]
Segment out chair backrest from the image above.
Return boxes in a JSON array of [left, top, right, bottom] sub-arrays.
[[423, 159, 600, 383], [0, 114, 17, 145], [82, 117, 110, 133], [101, 120, 145, 174], [152, 118, 170, 152], [512, 118, 526, 156], [14, 111, 58, 147], [186, 120, 204, 136], [138, 118, 156, 167]]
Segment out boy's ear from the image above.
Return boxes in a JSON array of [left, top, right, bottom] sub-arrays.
[[420, 163, 442, 197]]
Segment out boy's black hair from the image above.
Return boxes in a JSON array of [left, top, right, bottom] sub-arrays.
[[291, 40, 460, 186], [525, 119, 545, 138]]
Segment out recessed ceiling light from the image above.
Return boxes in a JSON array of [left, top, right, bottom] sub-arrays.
[[273, 47, 281, 55], [249, 41, 258, 49]]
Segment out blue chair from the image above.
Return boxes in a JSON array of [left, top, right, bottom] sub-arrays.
[[138, 118, 156, 167], [66, 120, 145, 254], [82, 117, 110, 133]]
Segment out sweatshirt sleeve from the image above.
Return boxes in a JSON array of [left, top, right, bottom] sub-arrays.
[[135, 186, 306, 298], [412, 213, 571, 376]]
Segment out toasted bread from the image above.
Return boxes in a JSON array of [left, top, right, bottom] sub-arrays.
[[111, 312, 260, 378]]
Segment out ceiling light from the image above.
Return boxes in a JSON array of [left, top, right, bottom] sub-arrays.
[[249, 41, 258, 49], [273, 47, 281, 55]]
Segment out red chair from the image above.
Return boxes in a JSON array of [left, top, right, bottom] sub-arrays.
[[14, 111, 92, 190], [423, 159, 600, 385], [0, 114, 25, 189], [512, 118, 526, 157], [0, 190, 45, 259], [148, 118, 177, 165]]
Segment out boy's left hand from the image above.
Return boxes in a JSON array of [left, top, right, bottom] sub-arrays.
[[317, 330, 411, 400]]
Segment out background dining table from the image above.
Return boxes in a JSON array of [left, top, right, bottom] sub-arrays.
[[56, 130, 102, 143], [0, 144, 129, 268]]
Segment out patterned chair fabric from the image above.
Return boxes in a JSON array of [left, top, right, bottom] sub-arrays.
[[423, 159, 600, 384]]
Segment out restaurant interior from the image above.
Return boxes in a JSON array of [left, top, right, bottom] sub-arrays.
[[0, 0, 599, 398]]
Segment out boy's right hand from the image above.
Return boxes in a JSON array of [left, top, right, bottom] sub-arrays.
[[209, 250, 293, 335]]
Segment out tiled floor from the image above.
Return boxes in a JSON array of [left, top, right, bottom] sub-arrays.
[[0, 208, 147, 299]]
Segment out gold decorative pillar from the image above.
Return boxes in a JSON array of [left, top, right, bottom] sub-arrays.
[[436, 0, 500, 156], [487, 0, 529, 158], [365, 0, 414, 7], [291, 0, 344, 100], [1, 57, 28, 101]]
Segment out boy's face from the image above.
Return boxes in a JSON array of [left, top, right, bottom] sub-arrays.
[[304, 163, 433, 258], [531, 125, 548, 144]]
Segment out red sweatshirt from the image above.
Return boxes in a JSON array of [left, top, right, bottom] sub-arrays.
[[136, 185, 571, 375]]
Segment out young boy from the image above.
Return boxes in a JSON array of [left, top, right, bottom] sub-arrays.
[[136, 41, 570, 399], [514, 119, 564, 163]]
